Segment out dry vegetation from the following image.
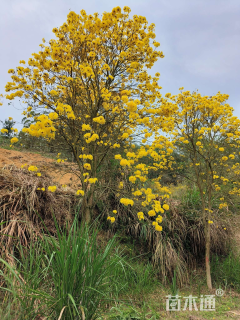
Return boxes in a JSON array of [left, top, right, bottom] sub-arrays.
[[0, 164, 78, 254]]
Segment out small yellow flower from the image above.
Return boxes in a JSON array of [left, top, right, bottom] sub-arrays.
[[76, 190, 84, 196], [120, 159, 130, 167], [155, 223, 162, 231], [120, 198, 134, 206], [148, 210, 156, 217], [162, 204, 169, 210], [129, 176, 136, 183], [137, 212, 144, 220], [48, 186, 57, 192], [28, 166, 38, 172], [156, 215, 163, 223], [88, 178, 98, 184], [107, 216, 115, 223], [83, 163, 91, 170]]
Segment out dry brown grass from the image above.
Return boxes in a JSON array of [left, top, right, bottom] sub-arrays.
[[0, 164, 79, 255], [108, 196, 233, 287]]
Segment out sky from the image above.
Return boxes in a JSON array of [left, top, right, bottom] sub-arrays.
[[1, 0, 240, 129]]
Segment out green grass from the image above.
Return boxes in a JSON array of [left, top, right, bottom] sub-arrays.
[[0, 217, 159, 320], [1, 227, 240, 319], [211, 251, 240, 292]]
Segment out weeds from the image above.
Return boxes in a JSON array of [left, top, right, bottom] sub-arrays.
[[0, 215, 162, 319], [1, 219, 125, 319], [211, 251, 240, 292]]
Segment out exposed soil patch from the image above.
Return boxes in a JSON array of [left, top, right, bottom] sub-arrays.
[[0, 147, 81, 190]]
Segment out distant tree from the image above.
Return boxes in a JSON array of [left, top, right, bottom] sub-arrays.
[[0, 118, 16, 138]]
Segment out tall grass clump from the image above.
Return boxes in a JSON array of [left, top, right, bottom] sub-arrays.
[[211, 251, 240, 292], [0, 217, 135, 320]]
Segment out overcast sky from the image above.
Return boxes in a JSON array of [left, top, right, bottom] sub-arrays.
[[1, 0, 240, 129]]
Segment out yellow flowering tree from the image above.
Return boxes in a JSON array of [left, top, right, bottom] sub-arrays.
[[4, 7, 173, 226], [167, 89, 240, 289]]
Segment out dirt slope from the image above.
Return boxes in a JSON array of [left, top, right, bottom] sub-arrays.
[[0, 147, 81, 189]]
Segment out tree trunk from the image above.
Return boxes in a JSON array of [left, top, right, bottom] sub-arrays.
[[82, 191, 93, 224], [82, 206, 91, 224], [205, 221, 212, 290]]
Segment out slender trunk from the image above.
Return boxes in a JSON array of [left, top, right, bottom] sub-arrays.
[[206, 160, 213, 291], [82, 190, 94, 224], [83, 206, 91, 224], [199, 185, 212, 290], [205, 220, 212, 290]]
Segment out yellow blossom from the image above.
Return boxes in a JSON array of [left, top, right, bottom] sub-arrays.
[[120, 198, 134, 206], [84, 163, 91, 170], [155, 223, 162, 231], [28, 166, 38, 172], [48, 186, 57, 192], [162, 204, 169, 210], [107, 216, 115, 223], [11, 137, 18, 144], [76, 189, 84, 196], [137, 212, 144, 220], [120, 159, 130, 167], [148, 210, 156, 217]]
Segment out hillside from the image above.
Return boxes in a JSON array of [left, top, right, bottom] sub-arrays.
[[0, 147, 80, 190]]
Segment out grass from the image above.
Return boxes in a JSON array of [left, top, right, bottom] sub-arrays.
[[0, 216, 160, 319], [99, 284, 240, 320], [211, 251, 240, 292], [2, 231, 240, 319]]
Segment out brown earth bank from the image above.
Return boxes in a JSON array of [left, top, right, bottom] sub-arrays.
[[0, 147, 81, 190]]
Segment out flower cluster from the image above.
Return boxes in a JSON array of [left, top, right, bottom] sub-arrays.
[[48, 186, 57, 192]]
